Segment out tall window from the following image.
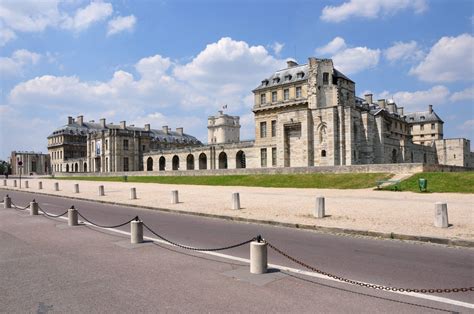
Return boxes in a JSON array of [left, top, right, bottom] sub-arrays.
[[272, 91, 277, 102], [123, 157, 129, 171], [123, 139, 129, 150], [284, 89, 289, 100], [323, 72, 329, 85], [271, 120, 276, 137], [260, 93, 266, 104], [420, 124, 424, 131], [260, 148, 267, 167], [272, 147, 277, 166], [260, 121, 267, 138], [431, 123, 435, 130], [296, 86, 302, 98]]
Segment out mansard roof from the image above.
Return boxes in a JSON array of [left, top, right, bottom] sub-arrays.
[[405, 110, 444, 124]]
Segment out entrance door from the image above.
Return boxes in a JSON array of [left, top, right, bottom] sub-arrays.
[[95, 157, 101, 172], [284, 123, 302, 167]]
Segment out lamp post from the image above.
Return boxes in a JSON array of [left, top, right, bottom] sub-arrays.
[[18, 160, 23, 189]]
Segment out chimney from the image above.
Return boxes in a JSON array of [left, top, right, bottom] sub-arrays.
[[120, 121, 126, 129], [162, 125, 169, 134], [144, 124, 150, 131], [100, 118, 106, 128], [176, 127, 183, 136], [76, 115, 84, 125], [218, 110, 223, 115], [397, 107, 404, 116], [68, 116, 74, 124], [287, 60, 298, 68], [364, 94, 373, 104], [377, 99, 386, 109], [429, 104, 433, 114]]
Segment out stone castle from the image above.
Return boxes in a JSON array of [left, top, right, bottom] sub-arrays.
[[46, 57, 473, 174]]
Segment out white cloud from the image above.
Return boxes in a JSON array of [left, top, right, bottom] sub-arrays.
[[410, 33, 474, 82], [315, 36, 346, 55], [457, 119, 474, 132], [0, 26, 16, 46], [0, 0, 62, 32], [384, 40, 424, 62], [107, 15, 136, 36], [332, 47, 380, 75], [450, 86, 474, 103], [62, 2, 113, 32], [0, 49, 41, 76], [270, 42, 284, 55], [321, 0, 427, 22], [377, 85, 450, 111]]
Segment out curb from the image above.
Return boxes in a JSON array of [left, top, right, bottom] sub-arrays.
[[1, 187, 473, 248]]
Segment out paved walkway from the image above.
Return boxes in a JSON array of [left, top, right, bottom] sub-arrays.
[[1, 178, 473, 242]]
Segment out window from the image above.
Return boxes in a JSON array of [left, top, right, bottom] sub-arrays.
[[420, 124, 424, 131], [323, 72, 329, 85], [284, 89, 289, 100], [321, 150, 327, 157], [142, 145, 146, 151], [431, 123, 435, 130], [123, 157, 129, 171], [105, 139, 108, 150], [271, 120, 276, 137], [272, 147, 277, 166], [123, 139, 129, 150], [296, 86, 302, 98], [272, 91, 277, 102], [296, 72, 304, 79], [284, 74, 292, 81], [431, 134, 435, 137], [273, 77, 280, 83], [420, 134, 424, 138], [260, 148, 267, 167], [260, 121, 267, 138], [260, 93, 266, 105]]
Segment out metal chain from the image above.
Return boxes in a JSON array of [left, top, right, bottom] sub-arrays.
[[142, 222, 255, 252], [37, 205, 68, 218], [266, 241, 474, 294], [77, 211, 138, 229], [11, 202, 30, 211]]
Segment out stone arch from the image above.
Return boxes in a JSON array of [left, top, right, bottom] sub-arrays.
[[66, 164, 69, 172], [84, 162, 87, 172], [199, 153, 207, 170], [236, 150, 246, 169], [218, 152, 227, 169], [146, 157, 153, 171], [172, 155, 179, 170], [317, 122, 327, 144], [186, 154, 194, 170], [391, 149, 397, 163], [74, 163, 78, 172], [159, 157, 166, 171]]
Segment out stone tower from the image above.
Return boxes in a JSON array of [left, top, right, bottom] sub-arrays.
[[207, 111, 240, 144]]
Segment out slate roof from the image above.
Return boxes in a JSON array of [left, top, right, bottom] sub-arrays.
[[405, 110, 444, 124]]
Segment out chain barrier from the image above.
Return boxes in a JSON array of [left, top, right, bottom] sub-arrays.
[[37, 205, 68, 218], [142, 222, 255, 252], [11, 202, 30, 211], [266, 240, 474, 294], [77, 211, 138, 229]]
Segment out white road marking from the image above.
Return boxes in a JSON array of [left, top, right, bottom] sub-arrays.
[[47, 214, 473, 310]]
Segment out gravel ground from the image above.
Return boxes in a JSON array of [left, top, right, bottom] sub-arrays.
[[2, 178, 473, 241]]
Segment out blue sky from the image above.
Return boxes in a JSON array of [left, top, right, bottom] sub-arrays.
[[1, 0, 473, 159]]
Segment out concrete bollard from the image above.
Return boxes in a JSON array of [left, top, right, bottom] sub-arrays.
[[13, 180, 17, 187], [250, 240, 268, 274], [434, 202, 449, 228], [131, 220, 143, 244], [38, 181, 43, 190], [54, 182, 59, 191], [25, 181, 29, 189], [314, 196, 325, 218], [232, 192, 240, 210], [4, 195, 11, 208], [98, 185, 105, 196], [68, 206, 78, 226], [74, 184, 80, 194], [171, 190, 179, 204], [130, 187, 137, 200], [30, 200, 39, 216], [3, 179, 6, 186]]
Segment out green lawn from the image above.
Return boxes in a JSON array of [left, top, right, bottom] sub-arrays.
[[393, 172, 474, 193], [56, 173, 393, 189]]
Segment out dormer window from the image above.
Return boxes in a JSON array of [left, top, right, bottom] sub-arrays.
[[272, 77, 280, 84], [261, 79, 269, 86], [420, 116, 425, 120], [296, 72, 304, 79], [409, 117, 414, 121], [284, 74, 292, 81]]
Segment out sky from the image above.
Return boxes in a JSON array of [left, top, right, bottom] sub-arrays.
[[0, 0, 473, 160]]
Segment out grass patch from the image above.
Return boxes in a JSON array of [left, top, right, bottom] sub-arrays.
[[55, 173, 393, 189], [394, 172, 474, 193]]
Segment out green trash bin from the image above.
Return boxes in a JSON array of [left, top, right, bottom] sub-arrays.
[[123, 175, 128, 182], [418, 178, 427, 192]]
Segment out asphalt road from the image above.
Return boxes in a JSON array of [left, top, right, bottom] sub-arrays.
[[1, 189, 473, 311]]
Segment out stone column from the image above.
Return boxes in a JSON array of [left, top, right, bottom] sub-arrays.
[[434, 202, 449, 228], [250, 240, 268, 274], [171, 190, 179, 204], [232, 192, 240, 210], [30, 200, 39, 216], [314, 196, 325, 218], [131, 220, 143, 244]]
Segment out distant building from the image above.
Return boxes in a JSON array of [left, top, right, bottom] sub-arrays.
[[10, 151, 50, 175]]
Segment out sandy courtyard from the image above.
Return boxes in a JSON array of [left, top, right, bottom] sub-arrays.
[[2, 178, 473, 242]]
